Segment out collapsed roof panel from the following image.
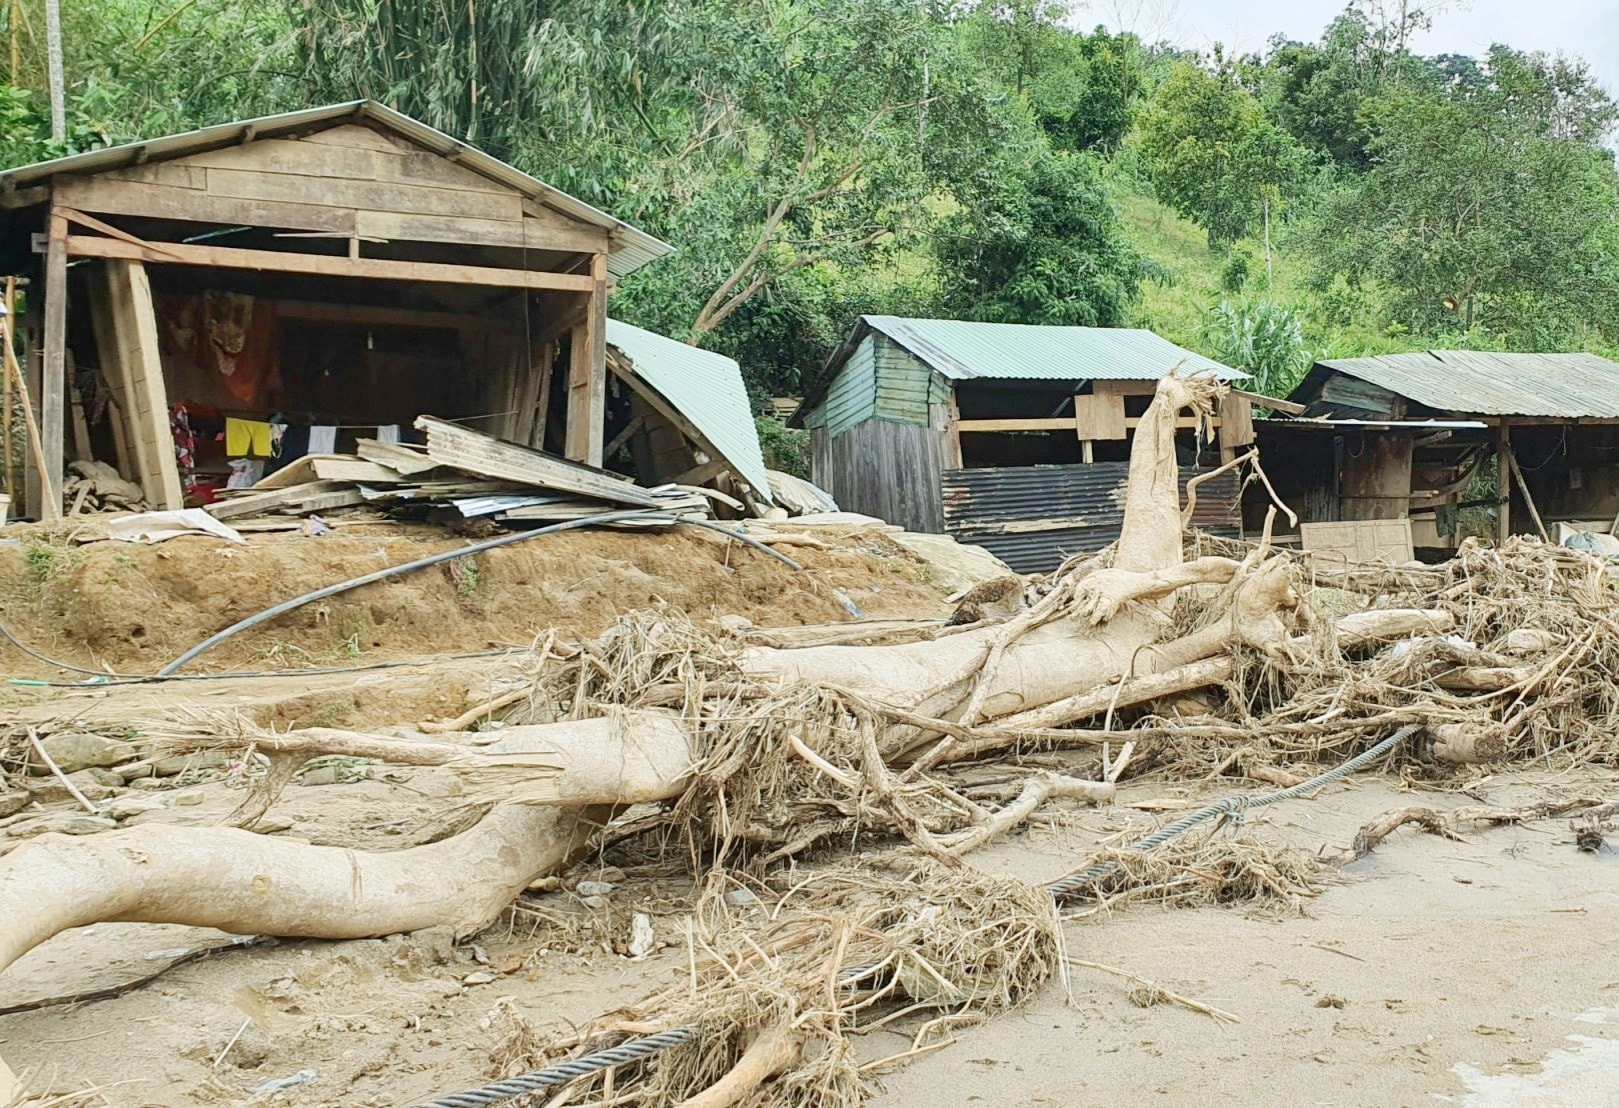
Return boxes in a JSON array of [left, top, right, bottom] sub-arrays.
[[605, 319, 773, 504]]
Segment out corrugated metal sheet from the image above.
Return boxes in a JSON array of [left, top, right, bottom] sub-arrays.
[[1256, 417, 1489, 430], [863, 316, 1246, 383], [0, 100, 673, 280], [940, 463, 1240, 573], [1309, 351, 1619, 418], [605, 319, 773, 503]]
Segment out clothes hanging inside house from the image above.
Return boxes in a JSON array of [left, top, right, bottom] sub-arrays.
[[224, 417, 273, 457], [307, 425, 338, 454]]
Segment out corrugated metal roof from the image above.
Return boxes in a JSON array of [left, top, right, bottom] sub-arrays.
[[862, 316, 1246, 382], [0, 100, 673, 279], [1257, 417, 1489, 430], [605, 319, 773, 503], [1309, 351, 1619, 418]]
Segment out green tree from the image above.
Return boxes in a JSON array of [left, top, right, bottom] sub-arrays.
[[1026, 26, 1140, 152], [1315, 73, 1619, 336], [934, 149, 1145, 326], [0, 0, 299, 166], [1137, 61, 1309, 249]]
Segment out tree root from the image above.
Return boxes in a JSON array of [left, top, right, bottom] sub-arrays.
[[674, 1021, 802, 1108], [0, 802, 603, 978], [941, 774, 1114, 855], [1349, 798, 1601, 859]]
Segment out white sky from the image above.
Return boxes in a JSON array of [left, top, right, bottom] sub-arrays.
[[1088, 0, 1619, 98]]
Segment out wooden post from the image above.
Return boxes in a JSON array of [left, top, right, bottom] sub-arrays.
[[1, 304, 50, 519], [1495, 421, 1512, 544], [945, 392, 964, 470], [563, 252, 608, 466], [1504, 448, 1549, 542], [22, 315, 39, 518], [2, 277, 13, 498], [40, 208, 67, 519], [532, 339, 555, 450]]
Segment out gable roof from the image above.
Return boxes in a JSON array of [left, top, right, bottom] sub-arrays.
[[605, 319, 773, 503], [0, 100, 672, 279], [860, 315, 1244, 382], [1295, 350, 1619, 419], [797, 315, 1243, 423]]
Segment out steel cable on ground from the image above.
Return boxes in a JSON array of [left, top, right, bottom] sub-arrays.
[[416, 725, 1419, 1107]]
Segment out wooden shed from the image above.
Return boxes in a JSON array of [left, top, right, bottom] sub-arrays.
[[1278, 351, 1619, 554], [792, 316, 1255, 571], [0, 100, 695, 519]]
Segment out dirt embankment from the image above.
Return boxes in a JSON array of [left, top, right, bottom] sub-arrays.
[[0, 521, 952, 676]]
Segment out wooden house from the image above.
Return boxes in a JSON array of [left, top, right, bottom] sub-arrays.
[[1269, 350, 1619, 556], [0, 101, 767, 519], [792, 316, 1255, 571]]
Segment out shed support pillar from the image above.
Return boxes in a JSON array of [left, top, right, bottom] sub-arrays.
[[1495, 422, 1512, 544], [38, 207, 66, 519], [564, 252, 608, 467]]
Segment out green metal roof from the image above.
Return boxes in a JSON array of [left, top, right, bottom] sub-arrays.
[[606, 320, 773, 503], [861, 316, 1244, 382], [796, 316, 1243, 425]]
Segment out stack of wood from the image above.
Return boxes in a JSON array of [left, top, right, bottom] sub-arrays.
[[64, 460, 149, 516], [203, 415, 714, 528]]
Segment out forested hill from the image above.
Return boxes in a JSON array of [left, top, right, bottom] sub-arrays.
[[3, 0, 1616, 405]]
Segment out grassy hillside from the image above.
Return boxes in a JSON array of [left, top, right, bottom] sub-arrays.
[[1111, 178, 1619, 368]]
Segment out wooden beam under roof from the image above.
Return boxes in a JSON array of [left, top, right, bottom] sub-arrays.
[[61, 234, 595, 292]]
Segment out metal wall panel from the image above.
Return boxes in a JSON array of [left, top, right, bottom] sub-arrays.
[[940, 463, 1240, 573]]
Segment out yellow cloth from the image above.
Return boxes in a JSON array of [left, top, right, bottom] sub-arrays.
[[225, 417, 273, 457]]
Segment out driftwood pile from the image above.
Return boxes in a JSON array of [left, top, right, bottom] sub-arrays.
[[4, 372, 1619, 1104]]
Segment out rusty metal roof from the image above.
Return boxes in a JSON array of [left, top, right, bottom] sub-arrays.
[[1306, 351, 1619, 418], [862, 315, 1244, 382], [0, 100, 673, 279]]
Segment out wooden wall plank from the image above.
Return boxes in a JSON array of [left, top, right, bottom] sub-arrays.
[[812, 417, 947, 533], [1217, 391, 1255, 463], [99, 163, 206, 188], [206, 166, 523, 222], [1340, 429, 1411, 522], [356, 209, 607, 255], [299, 122, 418, 155], [90, 260, 183, 509], [177, 137, 511, 196], [1073, 392, 1127, 441], [57, 175, 357, 233]]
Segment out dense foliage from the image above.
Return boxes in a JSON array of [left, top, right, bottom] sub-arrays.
[[2, 0, 1616, 398]]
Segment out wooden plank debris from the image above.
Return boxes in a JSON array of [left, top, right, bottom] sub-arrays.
[[415, 415, 661, 507], [355, 438, 439, 476], [206, 480, 349, 519]]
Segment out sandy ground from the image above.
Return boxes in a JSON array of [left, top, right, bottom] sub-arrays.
[[4, 523, 1618, 1107], [4, 760, 1617, 1107]]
